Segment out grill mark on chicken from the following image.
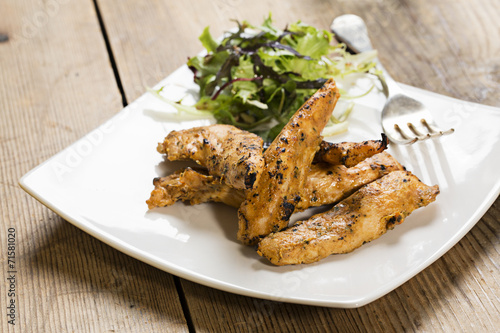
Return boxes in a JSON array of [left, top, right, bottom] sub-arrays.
[[298, 151, 403, 210], [237, 79, 340, 245], [147, 152, 404, 212], [157, 124, 264, 190], [315, 133, 388, 167], [257, 171, 440, 265]]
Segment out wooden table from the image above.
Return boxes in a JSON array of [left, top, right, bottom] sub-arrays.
[[1, 0, 499, 331]]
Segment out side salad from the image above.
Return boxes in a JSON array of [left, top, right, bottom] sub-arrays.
[[151, 15, 382, 140]]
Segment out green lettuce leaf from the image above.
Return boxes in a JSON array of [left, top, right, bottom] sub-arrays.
[[154, 15, 381, 141]]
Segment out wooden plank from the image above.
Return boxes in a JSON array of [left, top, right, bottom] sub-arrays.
[[0, 1, 188, 332], [95, 0, 500, 331], [354, 0, 500, 105]]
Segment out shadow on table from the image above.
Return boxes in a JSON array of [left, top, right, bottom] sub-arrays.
[[27, 199, 498, 332], [27, 218, 188, 329]]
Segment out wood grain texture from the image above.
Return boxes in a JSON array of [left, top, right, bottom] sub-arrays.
[[1, 0, 498, 332], [95, 0, 500, 332], [0, 1, 187, 332]]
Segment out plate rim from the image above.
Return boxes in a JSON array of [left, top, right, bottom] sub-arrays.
[[19, 77, 500, 309]]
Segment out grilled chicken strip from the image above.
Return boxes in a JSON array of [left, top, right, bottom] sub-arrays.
[[257, 171, 439, 265], [157, 124, 264, 190], [146, 168, 244, 209], [237, 79, 340, 245], [147, 152, 404, 210], [315, 134, 388, 167], [298, 151, 403, 210]]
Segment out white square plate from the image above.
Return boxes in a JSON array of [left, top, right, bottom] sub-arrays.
[[20, 64, 500, 308]]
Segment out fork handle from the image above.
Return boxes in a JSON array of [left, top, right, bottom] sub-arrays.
[[330, 14, 374, 53], [330, 15, 403, 97]]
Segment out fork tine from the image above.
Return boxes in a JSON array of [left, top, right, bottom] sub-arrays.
[[392, 124, 419, 144], [421, 119, 438, 134], [407, 122, 431, 139], [421, 119, 455, 137], [394, 124, 413, 139], [387, 119, 455, 145]]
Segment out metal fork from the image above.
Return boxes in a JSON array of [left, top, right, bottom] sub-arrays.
[[331, 15, 454, 145]]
